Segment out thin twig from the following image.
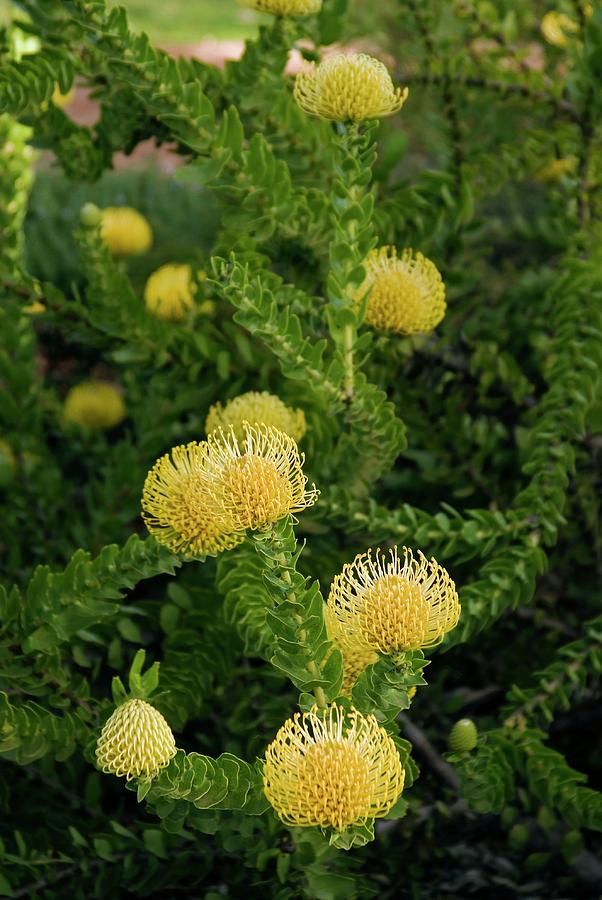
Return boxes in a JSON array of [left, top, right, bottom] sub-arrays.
[[398, 712, 461, 792]]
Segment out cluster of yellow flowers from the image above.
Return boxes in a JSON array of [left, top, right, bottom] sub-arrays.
[[142, 423, 317, 558], [92, 34, 465, 838]]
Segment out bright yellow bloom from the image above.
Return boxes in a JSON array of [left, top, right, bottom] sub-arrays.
[[23, 301, 45, 315], [52, 84, 76, 108], [143, 425, 317, 555], [206, 391, 306, 443], [100, 206, 153, 257], [63, 381, 126, 430], [96, 699, 176, 781], [245, 0, 322, 14], [264, 704, 404, 830], [358, 247, 446, 335], [204, 424, 318, 531], [327, 547, 460, 654], [144, 264, 197, 322], [142, 442, 245, 558], [294, 53, 408, 122], [540, 11, 579, 47], [324, 604, 378, 696], [535, 156, 577, 182]]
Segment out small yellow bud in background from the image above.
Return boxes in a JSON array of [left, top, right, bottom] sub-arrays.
[[144, 264, 197, 321], [63, 381, 126, 430], [52, 84, 76, 108], [96, 699, 176, 780], [294, 53, 408, 122], [540, 11, 579, 48], [80, 202, 102, 228], [535, 156, 577, 183], [100, 207, 153, 257], [263, 704, 404, 830], [23, 301, 45, 315], [358, 247, 446, 335], [244, 0, 321, 15], [206, 391, 306, 443]]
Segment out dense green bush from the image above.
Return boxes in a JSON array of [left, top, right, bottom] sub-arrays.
[[1, 0, 602, 896]]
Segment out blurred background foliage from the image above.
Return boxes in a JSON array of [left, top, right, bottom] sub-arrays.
[[0, 0, 602, 897]]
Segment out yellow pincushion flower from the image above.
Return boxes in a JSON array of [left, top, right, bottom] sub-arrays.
[[204, 424, 318, 531], [100, 206, 153, 257], [264, 704, 404, 830], [540, 11, 579, 47], [143, 425, 317, 556], [327, 547, 460, 655], [144, 264, 196, 322], [294, 53, 408, 122], [535, 156, 577, 182], [206, 391, 306, 443], [96, 699, 176, 781], [358, 247, 446, 335], [244, 0, 322, 14], [142, 442, 245, 559], [63, 381, 126, 430]]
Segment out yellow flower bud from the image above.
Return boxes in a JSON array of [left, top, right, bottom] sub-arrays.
[[264, 704, 404, 830], [52, 84, 76, 108], [100, 207, 153, 257], [96, 699, 176, 780], [144, 264, 197, 322], [63, 381, 126, 430], [358, 247, 446, 335], [206, 391, 306, 443], [327, 547, 460, 654], [294, 53, 408, 122], [535, 156, 577, 183], [540, 11, 579, 47]]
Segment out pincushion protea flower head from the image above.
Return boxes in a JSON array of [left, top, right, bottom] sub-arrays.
[[263, 704, 404, 830], [358, 247, 446, 335], [327, 547, 460, 654], [63, 381, 126, 430], [204, 424, 318, 531], [142, 425, 317, 556], [144, 263, 197, 322], [245, 0, 322, 14], [100, 206, 153, 257], [142, 441, 244, 558], [96, 699, 176, 780], [294, 53, 408, 122], [206, 391, 306, 443]]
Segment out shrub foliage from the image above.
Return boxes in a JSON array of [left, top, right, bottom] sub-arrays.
[[1, 0, 602, 896]]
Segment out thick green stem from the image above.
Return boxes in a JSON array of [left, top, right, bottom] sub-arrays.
[[276, 552, 327, 709]]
